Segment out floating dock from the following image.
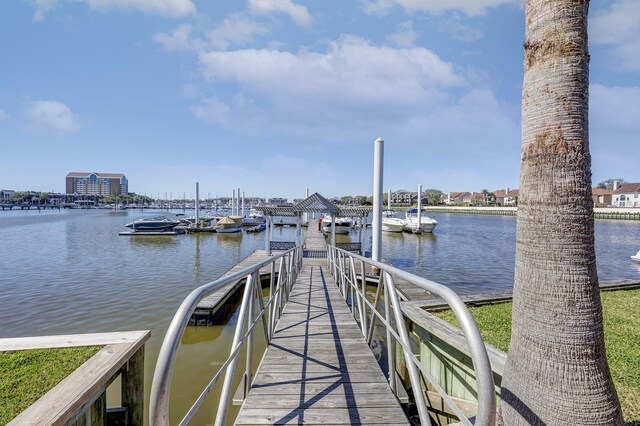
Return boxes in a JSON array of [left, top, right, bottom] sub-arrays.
[[118, 230, 184, 236]]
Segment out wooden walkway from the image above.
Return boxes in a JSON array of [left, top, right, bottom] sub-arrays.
[[236, 264, 409, 425]]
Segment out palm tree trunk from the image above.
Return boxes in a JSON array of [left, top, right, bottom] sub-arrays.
[[500, 1, 623, 425]]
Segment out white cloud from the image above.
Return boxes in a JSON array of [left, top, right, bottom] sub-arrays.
[[360, 0, 518, 16], [154, 16, 268, 53], [386, 21, 418, 47], [154, 25, 203, 52], [86, 0, 196, 18], [29, 0, 58, 21], [187, 35, 522, 162], [439, 14, 484, 42], [25, 100, 80, 135], [196, 36, 464, 122], [29, 0, 195, 21], [591, 0, 640, 71], [248, 0, 312, 27], [207, 14, 269, 50], [0, 109, 8, 121]]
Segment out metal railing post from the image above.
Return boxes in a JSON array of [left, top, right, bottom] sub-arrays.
[[366, 273, 383, 345], [383, 275, 396, 396], [245, 276, 254, 398], [214, 273, 254, 426], [268, 262, 275, 340], [360, 259, 367, 335], [350, 256, 364, 329], [384, 272, 432, 426]]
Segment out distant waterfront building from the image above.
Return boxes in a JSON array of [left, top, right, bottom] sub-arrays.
[[612, 182, 640, 207], [1, 189, 15, 203], [268, 197, 288, 205], [66, 172, 128, 196]]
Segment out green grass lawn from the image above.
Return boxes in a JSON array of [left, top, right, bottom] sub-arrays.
[[433, 288, 640, 422], [0, 346, 101, 424]]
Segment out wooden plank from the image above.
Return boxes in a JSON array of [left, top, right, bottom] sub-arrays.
[[241, 392, 402, 409], [0, 330, 148, 351], [245, 382, 394, 395], [235, 407, 407, 425]]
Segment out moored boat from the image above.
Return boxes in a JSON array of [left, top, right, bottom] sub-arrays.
[[243, 209, 266, 226], [631, 250, 640, 263], [382, 217, 405, 233], [321, 215, 353, 234], [403, 209, 437, 233], [125, 216, 181, 231]]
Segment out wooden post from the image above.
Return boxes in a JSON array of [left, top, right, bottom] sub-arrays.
[[90, 392, 106, 426], [122, 346, 144, 426]]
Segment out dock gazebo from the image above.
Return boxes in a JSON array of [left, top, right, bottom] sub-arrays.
[[255, 192, 370, 255]]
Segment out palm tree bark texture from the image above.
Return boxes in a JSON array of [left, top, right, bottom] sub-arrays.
[[500, 1, 624, 425]]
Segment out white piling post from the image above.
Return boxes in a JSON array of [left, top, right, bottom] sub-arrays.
[[242, 191, 245, 218], [232, 189, 236, 216], [237, 187, 241, 216], [388, 188, 391, 210], [195, 182, 200, 228], [372, 138, 384, 267], [417, 184, 422, 232]]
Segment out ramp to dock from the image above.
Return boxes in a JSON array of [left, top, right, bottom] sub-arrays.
[[236, 264, 409, 425]]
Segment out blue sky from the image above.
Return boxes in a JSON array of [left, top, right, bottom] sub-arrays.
[[1, 0, 638, 200]]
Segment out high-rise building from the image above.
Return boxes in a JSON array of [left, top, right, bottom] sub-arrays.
[[66, 172, 128, 196]]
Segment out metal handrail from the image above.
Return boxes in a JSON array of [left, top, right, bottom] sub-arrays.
[[326, 246, 496, 426], [149, 246, 303, 426]]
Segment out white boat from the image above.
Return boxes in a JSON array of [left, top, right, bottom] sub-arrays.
[[403, 209, 437, 234], [125, 216, 181, 231], [243, 209, 266, 226], [631, 250, 640, 263], [321, 215, 353, 234], [382, 217, 405, 233]]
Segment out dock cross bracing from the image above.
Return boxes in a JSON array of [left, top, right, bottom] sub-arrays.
[[235, 222, 409, 425]]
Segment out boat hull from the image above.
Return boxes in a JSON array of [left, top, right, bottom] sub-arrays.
[[125, 216, 181, 231], [216, 227, 241, 233], [403, 220, 437, 234], [382, 218, 404, 233], [631, 256, 640, 263], [322, 224, 351, 234]]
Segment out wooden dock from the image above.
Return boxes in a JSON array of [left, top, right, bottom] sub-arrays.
[[235, 263, 409, 425], [193, 250, 274, 322]]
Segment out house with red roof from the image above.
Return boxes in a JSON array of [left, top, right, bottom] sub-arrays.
[[612, 182, 640, 207]]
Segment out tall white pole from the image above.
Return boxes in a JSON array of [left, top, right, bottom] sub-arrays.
[[237, 187, 241, 216], [388, 188, 391, 210], [232, 189, 236, 215], [242, 191, 245, 217], [195, 182, 200, 227], [372, 137, 384, 265], [417, 183, 422, 232]]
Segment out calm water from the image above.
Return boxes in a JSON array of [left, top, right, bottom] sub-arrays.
[[1, 209, 638, 424]]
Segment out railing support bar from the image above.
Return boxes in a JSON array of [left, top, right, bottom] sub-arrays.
[[384, 272, 432, 426], [366, 273, 383, 345], [214, 273, 254, 426]]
